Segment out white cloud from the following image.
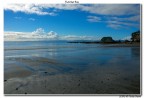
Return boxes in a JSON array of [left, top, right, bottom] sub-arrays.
[[122, 36, 131, 41], [81, 4, 140, 16], [4, 4, 140, 16], [32, 28, 45, 35], [106, 20, 139, 29], [29, 18, 35, 21], [61, 35, 97, 40], [127, 15, 140, 22], [4, 28, 59, 41], [4, 4, 56, 15], [47, 31, 58, 39], [107, 15, 140, 22], [4, 28, 97, 41], [87, 15, 140, 29], [87, 16, 101, 22], [39, 4, 81, 10], [107, 23, 123, 29]]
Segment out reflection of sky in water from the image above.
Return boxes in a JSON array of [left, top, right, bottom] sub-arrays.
[[4, 41, 140, 77], [131, 47, 140, 57]]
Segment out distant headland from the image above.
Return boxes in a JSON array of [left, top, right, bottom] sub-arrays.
[[68, 30, 140, 45]]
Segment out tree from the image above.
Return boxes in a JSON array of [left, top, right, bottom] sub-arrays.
[[131, 31, 140, 42]]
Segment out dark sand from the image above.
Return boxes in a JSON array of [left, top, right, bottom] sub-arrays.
[[4, 57, 140, 94]]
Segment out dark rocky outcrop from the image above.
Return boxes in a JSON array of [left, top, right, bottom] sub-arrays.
[[100, 37, 114, 43]]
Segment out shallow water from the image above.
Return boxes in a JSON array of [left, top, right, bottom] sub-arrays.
[[4, 41, 140, 94]]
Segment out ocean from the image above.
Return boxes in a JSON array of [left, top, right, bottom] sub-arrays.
[[4, 41, 140, 94]]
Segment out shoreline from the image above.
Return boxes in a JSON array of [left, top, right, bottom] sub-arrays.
[[68, 42, 140, 47]]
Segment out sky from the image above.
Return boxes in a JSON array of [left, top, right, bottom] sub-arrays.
[[4, 4, 140, 41]]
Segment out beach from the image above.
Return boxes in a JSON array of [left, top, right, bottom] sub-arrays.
[[4, 41, 140, 94]]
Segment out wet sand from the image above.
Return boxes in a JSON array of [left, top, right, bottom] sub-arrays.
[[4, 68, 140, 94], [4, 42, 140, 95], [4, 55, 140, 94]]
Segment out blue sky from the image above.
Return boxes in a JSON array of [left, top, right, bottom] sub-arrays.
[[4, 4, 140, 41]]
